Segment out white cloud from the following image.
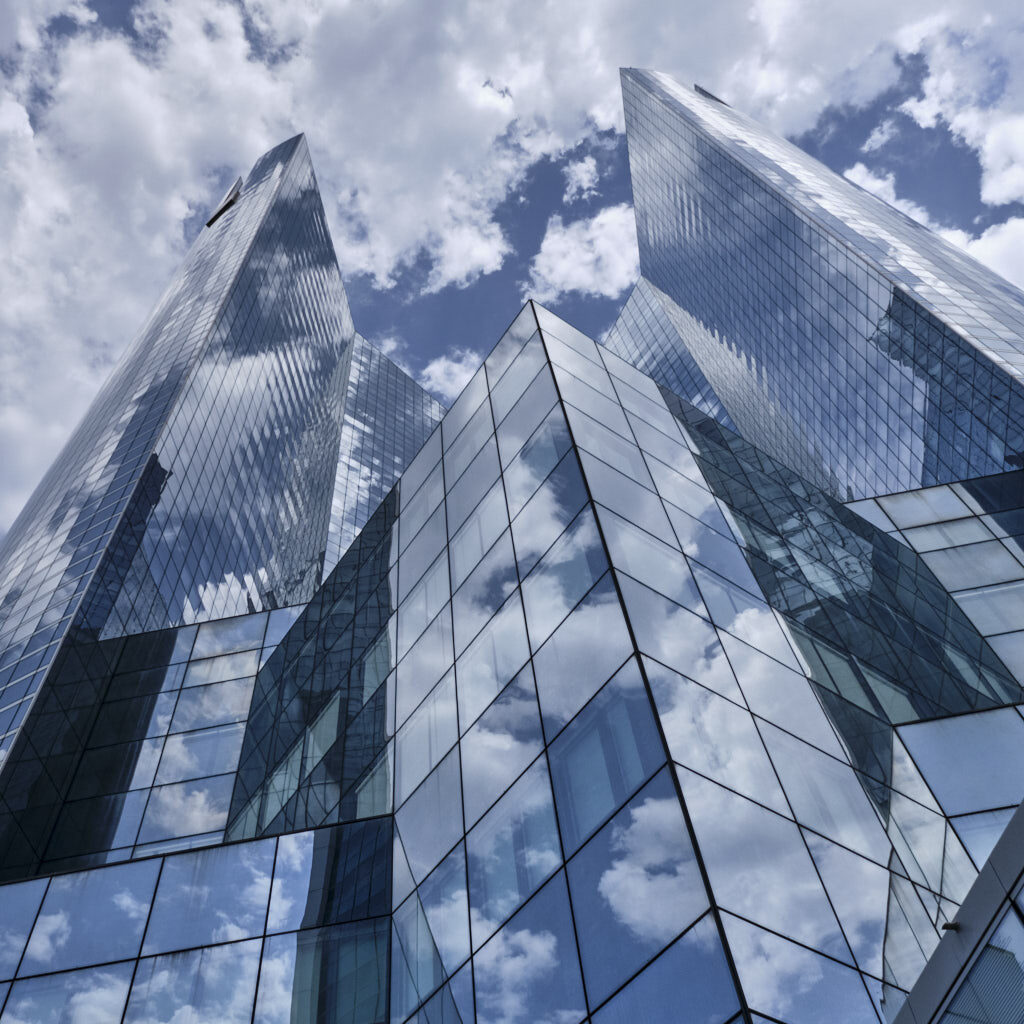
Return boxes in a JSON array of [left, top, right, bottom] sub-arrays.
[[417, 346, 482, 403], [562, 155, 599, 202], [523, 203, 639, 303], [844, 161, 1024, 290], [3, 1, 1024, 534], [843, 162, 937, 227], [861, 117, 897, 152]]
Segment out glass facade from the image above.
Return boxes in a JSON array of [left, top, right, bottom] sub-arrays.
[[3, 66, 1024, 1024], [612, 69, 1024, 502], [326, 334, 445, 572]]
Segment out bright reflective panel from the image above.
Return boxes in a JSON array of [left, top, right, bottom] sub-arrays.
[[567, 769, 707, 1007]]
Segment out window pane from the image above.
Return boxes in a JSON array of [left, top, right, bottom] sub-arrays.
[[473, 872, 585, 1024], [548, 669, 665, 854], [267, 820, 391, 934], [0, 878, 48, 980], [452, 531, 519, 656], [394, 747, 462, 885], [21, 859, 159, 974], [456, 593, 530, 729], [126, 940, 261, 1024], [142, 840, 274, 955], [592, 915, 739, 1024], [468, 758, 561, 949], [531, 576, 633, 739], [170, 675, 255, 732], [521, 508, 607, 649], [155, 722, 246, 784], [511, 450, 589, 577], [2, 962, 134, 1024], [502, 405, 573, 518], [395, 672, 458, 806], [567, 769, 707, 1007], [460, 668, 544, 826], [647, 662, 788, 813]]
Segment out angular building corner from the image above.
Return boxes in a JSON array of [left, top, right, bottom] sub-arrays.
[[0, 68, 1023, 1024]]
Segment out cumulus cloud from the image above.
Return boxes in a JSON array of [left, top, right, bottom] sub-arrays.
[[3, 0, 1024, 535], [417, 346, 482, 403], [562, 155, 599, 202], [861, 117, 897, 152], [845, 160, 1024, 289], [523, 204, 639, 303]]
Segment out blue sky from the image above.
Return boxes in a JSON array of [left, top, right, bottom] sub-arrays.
[[2, 0, 1024, 537]]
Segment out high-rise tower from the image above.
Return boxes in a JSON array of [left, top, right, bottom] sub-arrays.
[[0, 71, 1023, 1024]]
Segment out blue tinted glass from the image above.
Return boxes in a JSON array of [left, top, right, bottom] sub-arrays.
[[473, 872, 586, 1024], [0, 878, 47, 980], [468, 757, 561, 949], [567, 769, 708, 1006], [126, 939, 261, 1024], [592, 915, 739, 1024], [1, 961, 134, 1024], [549, 667, 665, 854], [142, 840, 274, 955], [20, 860, 159, 975]]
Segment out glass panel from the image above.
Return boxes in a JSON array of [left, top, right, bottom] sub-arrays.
[[722, 913, 877, 1023], [565, 404, 653, 484], [489, 334, 547, 425], [20, 859, 159, 974], [511, 450, 589, 577], [170, 675, 255, 732], [647, 662, 788, 813], [399, 505, 447, 604], [183, 649, 260, 687], [567, 769, 707, 1007], [953, 807, 1016, 867], [555, 373, 630, 435], [395, 607, 453, 728], [267, 820, 391, 934], [155, 722, 246, 784], [592, 914, 738, 1024], [142, 839, 274, 955], [401, 461, 445, 553], [760, 722, 891, 862], [418, 842, 470, 974], [805, 833, 889, 980], [502, 405, 573, 518], [255, 921, 389, 1024], [468, 758, 561, 950], [472, 871, 586, 1024], [395, 672, 458, 806], [192, 613, 267, 659], [448, 480, 508, 592], [446, 436, 500, 536], [521, 508, 608, 650], [398, 552, 449, 660], [690, 564, 798, 669], [548, 667, 665, 855], [618, 576, 741, 702], [441, 364, 488, 447], [125, 939, 261, 1024], [0, 878, 48, 980], [721, 633, 843, 757], [452, 531, 518, 656], [1, 961, 134, 1023], [579, 452, 672, 539], [455, 593, 530, 730], [956, 580, 1024, 635], [443, 397, 493, 486], [599, 506, 704, 610], [400, 427, 442, 508], [460, 667, 544, 826], [394, 747, 462, 884], [900, 707, 1024, 816], [495, 365, 558, 468], [679, 771, 850, 961], [531, 575, 634, 739]]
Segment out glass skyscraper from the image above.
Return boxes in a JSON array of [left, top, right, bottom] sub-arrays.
[[0, 69, 1023, 1024]]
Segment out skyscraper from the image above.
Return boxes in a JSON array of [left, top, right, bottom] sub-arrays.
[[0, 69, 1022, 1024]]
